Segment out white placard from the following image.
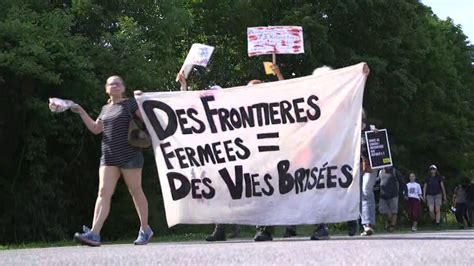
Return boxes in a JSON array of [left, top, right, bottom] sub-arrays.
[[247, 26, 304, 56], [179, 43, 215, 78]]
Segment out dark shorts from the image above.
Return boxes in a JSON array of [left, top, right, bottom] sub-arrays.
[[100, 152, 144, 169]]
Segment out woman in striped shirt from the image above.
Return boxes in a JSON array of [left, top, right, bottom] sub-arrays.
[[71, 76, 153, 246]]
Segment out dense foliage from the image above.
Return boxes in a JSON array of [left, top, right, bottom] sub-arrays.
[[1, 0, 473, 243]]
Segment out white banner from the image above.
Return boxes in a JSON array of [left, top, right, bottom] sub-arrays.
[[136, 63, 368, 227], [247, 26, 304, 56]]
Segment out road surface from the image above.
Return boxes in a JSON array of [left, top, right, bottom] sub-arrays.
[[1, 229, 473, 265]]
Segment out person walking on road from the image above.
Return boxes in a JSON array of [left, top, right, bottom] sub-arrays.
[[67, 76, 153, 246], [406, 173, 423, 232], [378, 166, 407, 232], [423, 165, 447, 229], [359, 110, 379, 236], [453, 178, 472, 229]]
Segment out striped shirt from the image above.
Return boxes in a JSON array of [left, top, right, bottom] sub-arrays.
[[98, 98, 141, 166]]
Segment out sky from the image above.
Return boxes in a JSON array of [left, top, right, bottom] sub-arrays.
[[422, 0, 474, 44]]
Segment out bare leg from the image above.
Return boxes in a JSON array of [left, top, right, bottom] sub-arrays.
[[91, 166, 121, 235], [390, 214, 398, 227], [122, 168, 149, 230], [428, 204, 435, 220], [435, 205, 441, 223]]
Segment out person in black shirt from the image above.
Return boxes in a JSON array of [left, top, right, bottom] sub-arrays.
[[423, 165, 447, 228]]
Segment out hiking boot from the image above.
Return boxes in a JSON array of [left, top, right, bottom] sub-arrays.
[[347, 220, 358, 237], [360, 225, 374, 236], [310, 224, 329, 240], [254, 227, 273, 241], [134, 227, 154, 245], [206, 224, 226, 241], [73, 226, 101, 247], [228, 225, 241, 239], [283, 227, 297, 238]]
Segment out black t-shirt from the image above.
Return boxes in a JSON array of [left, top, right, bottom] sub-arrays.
[[361, 124, 371, 159], [425, 175, 443, 196], [466, 183, 474, 201]]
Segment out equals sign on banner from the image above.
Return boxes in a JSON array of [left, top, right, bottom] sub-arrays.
[[257, 132, 280, 152]]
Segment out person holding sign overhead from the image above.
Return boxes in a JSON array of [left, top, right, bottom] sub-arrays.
[[205, 62, 289, 242], [247, 62, 304, 241], [176, 69, 241, 241]]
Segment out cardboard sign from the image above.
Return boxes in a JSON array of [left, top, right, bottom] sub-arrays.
[[180, 43, 215, 78], [136, 63, 368, 227], [365, 129, 393, 169], [247, 26, 304, 57], [263, 62, 274, 75]]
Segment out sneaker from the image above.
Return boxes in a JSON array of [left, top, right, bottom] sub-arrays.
[[283, 227, 297, 238], [134, 227, 154, 245], [310, 225, 329, 240], [360, 225, 374, 236], [206, 224, 226, 241], [73, 226, 101, 247], [459, 224, 465, 229], [435, 223, 441, 230], [347, 220, 358, 237], [411, 226, 417, 232], [254, 228, 273, 241]]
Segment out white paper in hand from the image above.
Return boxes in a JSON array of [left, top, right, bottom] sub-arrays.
[[180, 43, 215, 78], [49, 98, 75, 113]]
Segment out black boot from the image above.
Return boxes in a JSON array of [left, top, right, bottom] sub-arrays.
[[228, 225, 241, 239], [310, 224, 329, 240], [206, 224, 226, 241], [347, 220, 358, 237], [254, 226, 273, 241], [283, 226, 297, 238]]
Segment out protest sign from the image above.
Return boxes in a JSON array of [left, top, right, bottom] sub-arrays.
[[364, 129, 393, 169], [179, 43, 215, 79], [136, 63, 368, 227], [247, 26, 304, 57], [263, 62, 274, 75]]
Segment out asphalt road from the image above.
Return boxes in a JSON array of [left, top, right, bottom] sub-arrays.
[[1, 229, 473, 265]]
